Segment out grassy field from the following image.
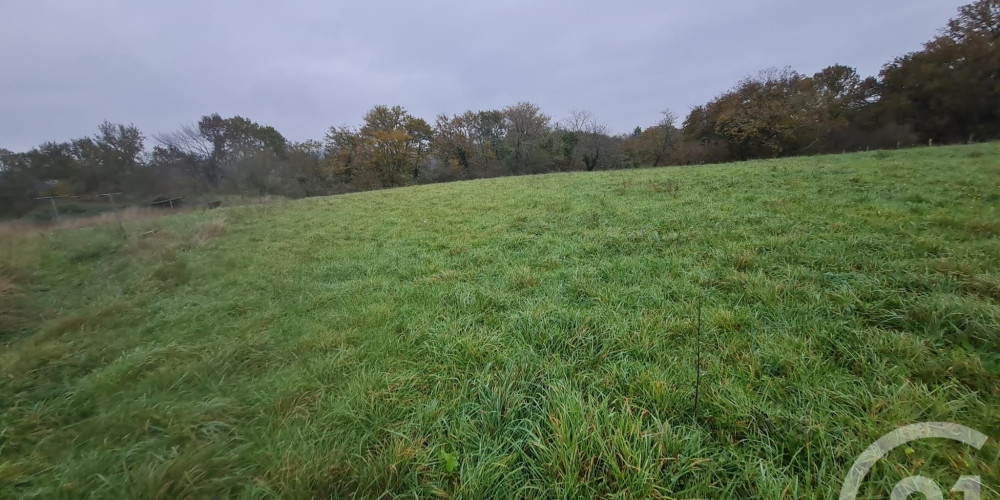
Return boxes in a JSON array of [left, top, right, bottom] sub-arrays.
[[1, 144, 998, 498]]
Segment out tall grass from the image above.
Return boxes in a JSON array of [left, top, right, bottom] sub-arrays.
[[1, 144, 998, 498], [0, 207, 175, 241]]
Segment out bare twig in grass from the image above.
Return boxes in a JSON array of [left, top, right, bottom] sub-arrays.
[[694, 299, 702, 423]]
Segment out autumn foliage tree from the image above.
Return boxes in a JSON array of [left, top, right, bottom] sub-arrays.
[[688, 68, 832, 159], [624, 111, 682, 166], [325, 105, 433, 189]]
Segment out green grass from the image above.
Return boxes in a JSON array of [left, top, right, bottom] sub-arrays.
[[1, 145, 998, 498]]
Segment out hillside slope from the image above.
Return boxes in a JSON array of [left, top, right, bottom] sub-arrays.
[[2, 145, 999, 498]]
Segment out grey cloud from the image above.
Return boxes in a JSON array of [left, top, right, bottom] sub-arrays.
[[0, 0, 966, 151]]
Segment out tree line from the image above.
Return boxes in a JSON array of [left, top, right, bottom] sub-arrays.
[[1, 0, 996, 219]]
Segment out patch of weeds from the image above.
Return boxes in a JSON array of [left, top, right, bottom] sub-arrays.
[[0, 270, 31, 341], [508, 215, 529, 231], [964, 220, 1000, 238], [731, 249, 757, 271], [650, 179, 680, 197], [427, 269, 473, 284], [39, 314, 92, 339], [709, 307, 754, 333], [151, 258, 191, 288], [65, 236, 120, 263], [34, 303, 132, 343], [509, 268, 539, 291], [957, 276, 1000, 301], [122, 228, 176, 257], [913, 349, 998, 393], [195, 216, 226, 245], [614, 179, 636, 195], [828, 222, 849, 233], [931, 216, 1000, 239], [902, 192, 930, 204], [546, 200, 572, 214]]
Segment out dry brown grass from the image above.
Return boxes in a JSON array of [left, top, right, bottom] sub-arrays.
[[0, 275, 17, 299], [0, 220, 38, 242], [0, 207, 184, 241], [195, 216, 227, 245], [0, 272, 26, 338]]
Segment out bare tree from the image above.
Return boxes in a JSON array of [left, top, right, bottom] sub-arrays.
[[155, 124, 213, 160], [561, 110, 609, 171], [658, 109, 678, 129]]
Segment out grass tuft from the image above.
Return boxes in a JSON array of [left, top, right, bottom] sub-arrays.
[[195, 216, 227, 245], [151, 258, 191, 288]]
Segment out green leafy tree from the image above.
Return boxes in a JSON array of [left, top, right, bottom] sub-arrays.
[[879, 0, 1000, 143], [157, 114, 287, 188], [558, 131, 579, 169], [431, 110, 509, 179], [71, 122, 147, 193], [0, 149, 37, 216], [503, 102, 552, 174], [283, 140, 332, 197]]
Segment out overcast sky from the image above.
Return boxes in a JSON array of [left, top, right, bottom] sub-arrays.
[[0, 0, 966, 151]]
